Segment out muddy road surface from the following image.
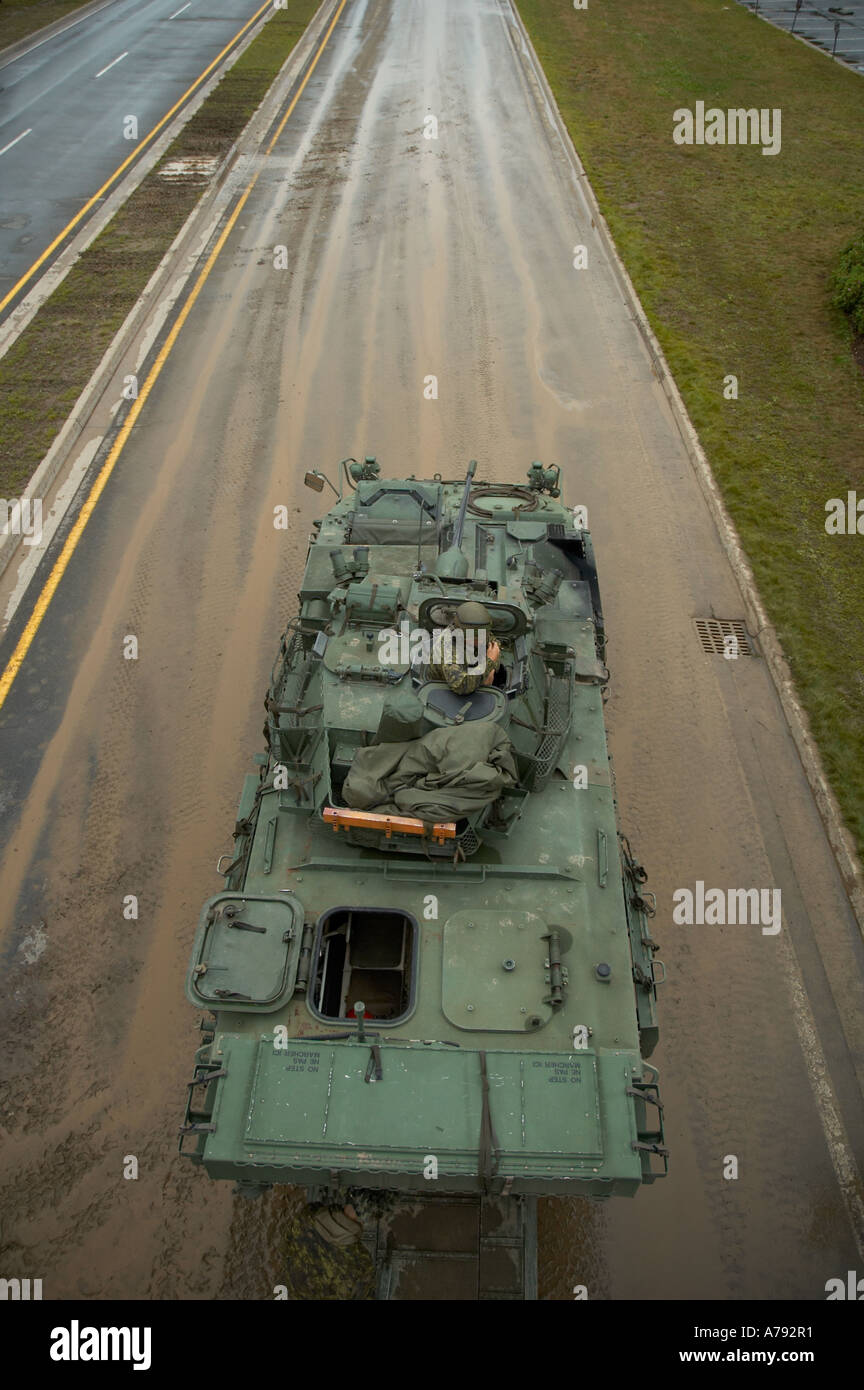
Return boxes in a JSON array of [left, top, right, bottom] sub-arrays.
[[1, 0, 862, 1300]]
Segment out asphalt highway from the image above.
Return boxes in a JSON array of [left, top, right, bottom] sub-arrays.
[[0, 0, 862, 1301], [0, 0, 269, 311]]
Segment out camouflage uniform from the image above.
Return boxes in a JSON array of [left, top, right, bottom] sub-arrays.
[[427, 625, 499, 695]]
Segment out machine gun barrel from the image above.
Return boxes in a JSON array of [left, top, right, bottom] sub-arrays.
[[452, 459, 477, 551]]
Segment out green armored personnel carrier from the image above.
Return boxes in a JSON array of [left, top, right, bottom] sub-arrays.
[[180, 458, 666, 1299]]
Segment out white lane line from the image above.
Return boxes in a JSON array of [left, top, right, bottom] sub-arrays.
[[95, 51, 129, 78], [0, 128, 32, 157], [170, 3, 192, 15]]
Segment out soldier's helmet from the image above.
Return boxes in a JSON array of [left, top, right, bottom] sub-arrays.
[[454, 601, 491, 630]]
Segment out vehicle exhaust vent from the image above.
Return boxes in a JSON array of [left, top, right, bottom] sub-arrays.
[[694, 618, 756, 657]]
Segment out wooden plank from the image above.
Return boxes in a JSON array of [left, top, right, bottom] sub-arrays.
[[323, 807, 456, 842]]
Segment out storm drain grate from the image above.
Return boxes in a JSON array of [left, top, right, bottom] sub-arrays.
[[694, 618, 756, 657]]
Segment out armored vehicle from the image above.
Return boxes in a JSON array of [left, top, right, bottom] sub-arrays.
[[180, 458, 667, 1299]]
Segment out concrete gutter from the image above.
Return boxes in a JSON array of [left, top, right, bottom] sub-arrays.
[[0, 0, 124, 71], [507, 0, 864, 936]]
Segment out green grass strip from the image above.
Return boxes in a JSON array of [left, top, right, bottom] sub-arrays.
[[833, 231, 864, 338], [515, 0, 864, 859], [0, 0, 97, 53], [0, 0, 320, 498]]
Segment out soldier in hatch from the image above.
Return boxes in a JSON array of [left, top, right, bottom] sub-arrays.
[[426, 601, 501, 695]]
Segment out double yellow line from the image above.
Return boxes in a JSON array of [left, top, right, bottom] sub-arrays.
[[0, 0, 348, 712], [1, 0, 274, 318]]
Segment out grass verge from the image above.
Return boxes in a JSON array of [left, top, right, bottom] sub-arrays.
[[515, 0, 864, 861], [0, 0, 320, 498], [0, 0, 97, 53]]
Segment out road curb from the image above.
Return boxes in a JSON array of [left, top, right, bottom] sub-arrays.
[[508, 0, 864, 937], [0, 0, 338, 589], [0, 0, 123, 71]]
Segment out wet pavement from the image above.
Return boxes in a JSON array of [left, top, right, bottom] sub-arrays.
[[0, 0, 862, 1300]]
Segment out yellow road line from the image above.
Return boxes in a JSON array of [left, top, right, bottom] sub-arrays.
[[0, 0, 349, 713], [0, 0, 273, 317]]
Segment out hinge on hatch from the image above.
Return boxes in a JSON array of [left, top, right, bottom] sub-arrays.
[[542, 928, 568, 1007]]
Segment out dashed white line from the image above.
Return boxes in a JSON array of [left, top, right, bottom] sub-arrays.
[[0, 128, 32, 157], [95, 52, 129, 79], [170, 3, 192, 15]]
